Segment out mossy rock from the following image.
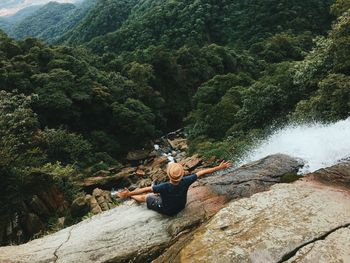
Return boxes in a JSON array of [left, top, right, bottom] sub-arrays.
[[281, 172, 302, 183]]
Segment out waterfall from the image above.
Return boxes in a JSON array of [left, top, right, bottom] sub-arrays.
[[238, 118, 350, 173]]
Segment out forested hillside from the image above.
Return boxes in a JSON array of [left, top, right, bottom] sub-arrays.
[[59, 0, 139, 44], [5, 0, 96, 43], [5, 5, 43, 23], [2, 0, 350, 245], [84, 0, 334, 53], [0, 5, 42, 33]]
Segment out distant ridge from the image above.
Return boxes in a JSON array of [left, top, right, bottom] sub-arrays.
[[7, 0, 96, 43]]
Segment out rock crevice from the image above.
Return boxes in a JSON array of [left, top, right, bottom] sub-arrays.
[[53, 225, 76, 263], [278, 223, 350, 263]]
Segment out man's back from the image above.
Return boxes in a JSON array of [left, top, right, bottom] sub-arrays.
[[152, 174, 198, 215]]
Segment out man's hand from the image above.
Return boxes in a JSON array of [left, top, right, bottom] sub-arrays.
[[117, 188, 130, 199], [217, 160, 231, 170], [196, 160, 232, 177]]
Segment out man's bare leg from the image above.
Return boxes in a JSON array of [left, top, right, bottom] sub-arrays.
[[131, 194, 147, 203]]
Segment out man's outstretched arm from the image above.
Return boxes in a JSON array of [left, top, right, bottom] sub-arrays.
[[196, 160, 231, 177], [117, 186, 153, 198]]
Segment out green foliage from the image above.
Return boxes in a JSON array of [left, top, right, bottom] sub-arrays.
[[290, 6, 350, 122], [113, 44, 260, 128], [331, 0, 350, 16], [292, 74, 350, 121], [8, 1, 96, 43], [188, 139, 234, 160], [1, 0, 349, 243], [0, 33, 165, 154], [187, 62, 299, 142], [0, 92, 77, 220], [0, 91, 39, 166], [89, 131, 120, 157], [281, 172, 302, 183], [85, 0, 334, 54], [249, 32, 314, 63], [26, 162, 78, 203], [44, 128, 93, 165], [60, 0, 137, 45], [112, 98, 156, 145]]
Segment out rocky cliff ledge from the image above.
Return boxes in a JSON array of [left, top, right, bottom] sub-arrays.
[[156, 160, 350, 263], [1, 155, 349, 263], [0, 154, 302, 263]]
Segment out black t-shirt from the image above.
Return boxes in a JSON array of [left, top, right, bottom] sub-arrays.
[[152, 174, 198, 215]]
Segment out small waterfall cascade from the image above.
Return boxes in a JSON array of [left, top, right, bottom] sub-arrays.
[[238, 118, 350, 173]]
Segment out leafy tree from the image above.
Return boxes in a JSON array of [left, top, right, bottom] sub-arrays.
[[0, 91, 77, 226], [60, 0, 137, 45], [44, 128, 93, 165], [85, 0, 334, 54], [292, 74, 350, 121], [112, 98, 156, 146]]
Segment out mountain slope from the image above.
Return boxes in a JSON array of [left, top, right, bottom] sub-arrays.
[[83, 0, 334, 53], [0, 18, 10, 32], [59, 0, 139, 45], [0, 5, 42, 33], [6, 5, 43, 23], [9, 0, 96, 43]]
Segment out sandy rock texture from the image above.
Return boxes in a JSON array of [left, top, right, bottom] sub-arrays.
[[157, 160, 350, 263]]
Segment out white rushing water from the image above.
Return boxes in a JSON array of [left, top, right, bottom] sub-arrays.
[[238, 118, 350, 174]]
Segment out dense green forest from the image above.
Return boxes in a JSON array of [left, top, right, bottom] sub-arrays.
[[1, 0, 350, 243], [94, 0, 332, 52], [0, 1, 96, 43], [0, 5, 43, 32]]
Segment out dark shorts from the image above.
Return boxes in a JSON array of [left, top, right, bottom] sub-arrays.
[[146, 195, 164, 214]]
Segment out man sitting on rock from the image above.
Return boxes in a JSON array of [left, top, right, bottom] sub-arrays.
[[117, 161, 231, 216]]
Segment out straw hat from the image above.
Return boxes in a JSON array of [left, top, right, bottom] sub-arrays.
[[167, 163, 184, 182]]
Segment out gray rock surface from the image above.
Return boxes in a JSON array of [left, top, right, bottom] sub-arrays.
[[0, 154, 301, 263], [286, 226, 350, 263], [160, 179, 350, 263]]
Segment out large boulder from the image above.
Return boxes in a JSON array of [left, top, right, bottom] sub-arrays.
[[81, 167, 137, 191], [0, 154, 302, 263], [156, 160, 350, 263], [126, 150, 151, 161]]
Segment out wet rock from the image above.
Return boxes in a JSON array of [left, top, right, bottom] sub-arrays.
[[92, 170, 111, 177], [24, 213, 44, 237], [135, 166, 146, 176], [70, 196, 89, 218], [29, 195, 50, 217], [38, 186, 69, 213], [2, 215, 24, 245], [149, 168, 168, 182], [179, 154, 202, 171], [138, 178, 152, 188], [0, 154, 302, 263], [305, 160, 350, 189], [57, 217, 66, 228], [81, 167, 137, 190], [167, 138, 188, 151], [92, 188, 113, 211], [81, 176, 111, 188], [150, 156, 168, 169], [85, 194, 102, 214], [108, 166, 121, 173], [1, 187, 69, 246], [126, 150, 150, 161]]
